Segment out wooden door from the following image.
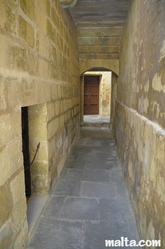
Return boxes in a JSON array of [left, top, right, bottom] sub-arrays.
[[22, 107, 31, 198], [84, 76, 99, 114]]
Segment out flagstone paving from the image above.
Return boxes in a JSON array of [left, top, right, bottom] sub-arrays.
[[26, 127, 139, 249]]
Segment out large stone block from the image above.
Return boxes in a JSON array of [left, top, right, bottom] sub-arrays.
[[31, 163, 50, 193], [1, 140, 23, 186], [31, 160, 48, 176], [60, 114, 64, 128], [0, 0, 16, 33], [47, 102, 55, 121], [47, 117, 60, 140], [19, 15, 34, 48], [3, 78, 22, 110], [51, 84, 58, 101], [0, 111, 21, 149], [38, 0, 50, 17], [48, 137, 56, 161], [0, 184, 13, 226], [51, 7, 59, 29], [64, 111, 70, 123], [54, 100, 60, 116], [13, 222, 28, 249], [0, 35, 28, 72], [28, 51, 37, 75], [38, 81, 52, 102], [28, 104, 47, 141], [36, 7, 47, 34], [0, 218, 14, 249], [47, 19, 56, 43], [37, 58, 48, 78], [48, 42, 57, 62], [9, 46, 28, 71], [21, 78, 39, 107], [0, 77, 8, 113], [11, 197, 27, 233], [36, 31, 46, 57], [20, 0, 35, 22], [10, 169, 26, 206]]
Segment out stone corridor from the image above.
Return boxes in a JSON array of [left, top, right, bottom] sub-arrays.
[[26, 127, 139, 249]]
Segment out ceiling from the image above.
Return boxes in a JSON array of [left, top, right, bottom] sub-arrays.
[[62, 0, 130, 60]]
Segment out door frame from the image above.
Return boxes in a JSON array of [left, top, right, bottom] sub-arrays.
[[84, 75, 100, 115], [80, 72, 102, 124]]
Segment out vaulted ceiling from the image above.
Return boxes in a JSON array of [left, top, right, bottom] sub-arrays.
[[60, 0, 130, 60]]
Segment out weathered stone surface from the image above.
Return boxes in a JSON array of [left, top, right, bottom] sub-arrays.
[[47, 19, 56, 43], [116, 1, 165, 245], [116, 102, 165, 245], [36, 7, 47, 34], [1, 141, 23, 186], [0, 0, 80, 247], [0, 111, 21, 146], [31, 162, 50, 193], [20, 0, 35, 22], [38, 0, 50, 17], [0, 184, 13, 226], [0, 219, 14, 249], [0, 0, 16, 33], [19, 15, 34, 48], [10, 170, 26, 206], [11, 197, 27, 233], [47, 117, 60, 140]]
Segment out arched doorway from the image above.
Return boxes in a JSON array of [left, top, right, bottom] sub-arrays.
[[80, 68, 118, 130]]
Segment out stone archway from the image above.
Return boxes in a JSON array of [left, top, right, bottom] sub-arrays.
[[80, 67, 118, 130], [79, 59, 119, 76]]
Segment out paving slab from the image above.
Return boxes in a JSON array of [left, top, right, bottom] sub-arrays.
[[26, 127, 139, 249]]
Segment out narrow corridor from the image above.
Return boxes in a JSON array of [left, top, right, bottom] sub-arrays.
[[26, 127, 139, 249]]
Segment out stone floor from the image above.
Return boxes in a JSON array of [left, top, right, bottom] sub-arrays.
[[82, 115, 110, 127], [26, 127, 139, 249], [83, 115, 110, 123]]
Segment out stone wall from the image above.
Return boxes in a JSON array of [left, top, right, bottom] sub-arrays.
[[99, 72, 111, 116], [111, 72, 118, 131], [115, 0, 165, 246], [0, 0, 79, 248]]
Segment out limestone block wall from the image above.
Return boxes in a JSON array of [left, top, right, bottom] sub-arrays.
[[100, 72, 111, 116], [0, 0, 79, 248], [116, 0, 165, 246], [111, 72, 118, 130]]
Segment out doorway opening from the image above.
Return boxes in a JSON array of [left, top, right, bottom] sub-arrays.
[[21, 104, 49, 234], [84, 75, 100, 115], [81, 71, 112, 127], [21, 106, 31, 199]]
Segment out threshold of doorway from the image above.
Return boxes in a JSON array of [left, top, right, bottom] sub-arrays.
[[82, 115, 110, 127], [27, 193, 49, 237]]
